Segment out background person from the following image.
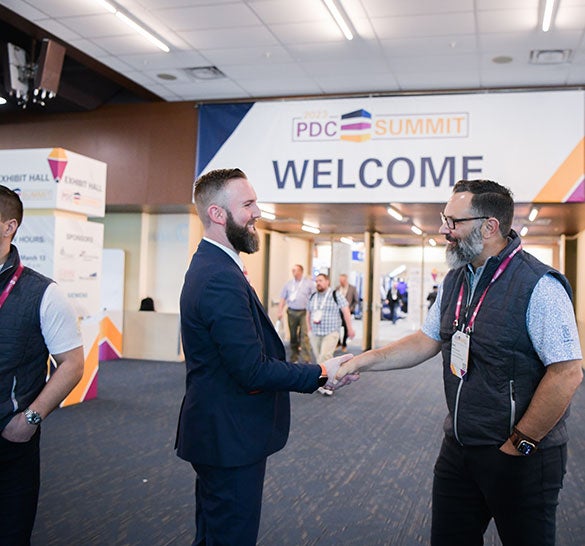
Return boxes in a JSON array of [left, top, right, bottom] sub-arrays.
[[0, 185, 84, 546], [426, 285, 438, 310], [336, 273, 358, 352], [336, 179, 583, 546], [176, 169, 352, 546], [277, 264, 315, 363], [307, 273, 355, 396]]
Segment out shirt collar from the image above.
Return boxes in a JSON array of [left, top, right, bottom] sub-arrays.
[[203, 237, 244, 272]]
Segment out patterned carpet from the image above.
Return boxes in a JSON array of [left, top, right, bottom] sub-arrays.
[[32, 356, 585, 546]]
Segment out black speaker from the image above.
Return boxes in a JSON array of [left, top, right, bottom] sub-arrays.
[[34, 39, 65, 93]]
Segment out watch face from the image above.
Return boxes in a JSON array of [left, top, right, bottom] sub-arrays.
[[25, 410, 42, 425], [517, 440, 535, 455]]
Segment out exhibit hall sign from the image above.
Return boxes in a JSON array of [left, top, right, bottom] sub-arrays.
[[197, 90, 584, 204], [14, 216, 104, 318], [0, 147, 107, 216]]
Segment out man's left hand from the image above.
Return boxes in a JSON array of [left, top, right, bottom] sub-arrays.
[[1, 413, 37, 443]]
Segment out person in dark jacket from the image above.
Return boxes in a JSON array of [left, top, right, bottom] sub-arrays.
[[175, 169, 352, 546], [0, 185, 84, 545], [335, 179, 583, 546]]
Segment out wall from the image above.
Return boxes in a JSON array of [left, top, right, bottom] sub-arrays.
[[267, 232, 312, 332], [0, 102, 198, 208]]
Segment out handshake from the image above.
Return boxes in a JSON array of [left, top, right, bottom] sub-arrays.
[[321, 353, 360, 393]]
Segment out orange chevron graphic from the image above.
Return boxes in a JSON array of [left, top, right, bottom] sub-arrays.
[[533, 138, 585, 202], [100, 316, 123, 353], [61, 336, 99, 407]]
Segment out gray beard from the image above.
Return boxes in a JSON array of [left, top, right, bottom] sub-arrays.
[[445, 225, 484, 269]]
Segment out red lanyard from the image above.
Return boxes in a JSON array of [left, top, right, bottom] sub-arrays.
[[454, 245, 522, 333], [0, 262, 24, 310]]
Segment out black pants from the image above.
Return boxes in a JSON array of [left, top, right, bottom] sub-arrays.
[[192, 459, 267, 546], [0, 428, 41, 546], [432, 435, 566, 546]]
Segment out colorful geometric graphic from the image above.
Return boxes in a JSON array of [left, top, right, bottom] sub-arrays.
[[340, 109, 372, 142], [47, 147, 68, 183], [98, 315, 123, 361], [533, 138, 585, 202], [61, 332, 99, 407]]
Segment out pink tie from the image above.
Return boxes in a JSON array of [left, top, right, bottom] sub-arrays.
[[243, 266, 251, 284]]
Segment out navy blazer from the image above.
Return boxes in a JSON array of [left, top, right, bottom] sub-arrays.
[[176, 240, 321, 467]]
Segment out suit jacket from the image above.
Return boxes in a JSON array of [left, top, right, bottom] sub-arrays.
[[337, 284, 358, 313], [176, 240, 321, 467]]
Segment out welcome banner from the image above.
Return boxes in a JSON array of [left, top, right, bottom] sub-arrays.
[[197, 90, 584, 204]]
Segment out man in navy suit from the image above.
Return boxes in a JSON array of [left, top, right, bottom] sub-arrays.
[[176, 168, 352, 546]]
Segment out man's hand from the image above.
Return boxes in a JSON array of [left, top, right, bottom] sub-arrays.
[[1, 413, 37, 443], [322, 353, 353, 381]]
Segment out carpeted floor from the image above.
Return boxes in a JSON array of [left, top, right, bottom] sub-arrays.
[[32, 356, 585, 545]]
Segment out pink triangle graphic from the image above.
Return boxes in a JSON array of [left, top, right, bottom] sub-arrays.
[[48, 158, 67, 182], [566, 178, 584, 202], [84, 372, 98, 401]]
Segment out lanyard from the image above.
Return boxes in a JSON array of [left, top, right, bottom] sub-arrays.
[[316, 288, 330, 310], [453, 245, 522, 333], [0, 262, 24, 310]]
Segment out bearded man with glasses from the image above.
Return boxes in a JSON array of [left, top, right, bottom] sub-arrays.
[[335, 179, 583, 546]]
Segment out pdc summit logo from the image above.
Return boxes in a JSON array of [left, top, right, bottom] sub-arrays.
[[292, 109, 468, 143]]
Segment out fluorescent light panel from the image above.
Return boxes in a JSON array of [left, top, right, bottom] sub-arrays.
[[322, 0, 354, 40], [541, 0, 556, 32], [340, 237, 353, 245], [260, 210, 276, 221], [387, 206, 404, 221], [301, 224, 321, 234], [528, 207, 539, 222], [520, 226, 529, 236], [94, 0, 170, 52], [411, 225, 423, 235]]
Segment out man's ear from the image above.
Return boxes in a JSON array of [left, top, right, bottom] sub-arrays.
[[1, 218, 18, 240], [208, 204, 226, 226], [483, 217, 500, 239]]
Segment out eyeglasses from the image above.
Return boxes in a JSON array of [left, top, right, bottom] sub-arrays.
[[440, 212, 489, 230]]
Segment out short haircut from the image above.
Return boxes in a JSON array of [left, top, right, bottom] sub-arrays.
[[453, 179, 514, 237], [0, 185, 24, 229], [193, 168, 247, 227], [294, 264, 304, 273], [316, 273, 329, 281]]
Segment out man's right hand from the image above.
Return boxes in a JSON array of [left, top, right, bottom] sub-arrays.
[[322, 353, 353, 382]]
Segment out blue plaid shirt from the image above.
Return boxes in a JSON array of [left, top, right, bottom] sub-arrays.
[[308, 289, 348, 336]]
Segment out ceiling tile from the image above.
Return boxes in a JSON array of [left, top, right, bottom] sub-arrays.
[[247, 0, 328, 24], [370, 12, 476, 40], [153, 3, 262, 31], [179, 25, 278, 50], [200, 45, 294, 66]]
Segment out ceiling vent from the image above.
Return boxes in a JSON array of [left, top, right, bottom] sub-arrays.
[[185, 66, 226, 80], [529, 49, 572, 65]]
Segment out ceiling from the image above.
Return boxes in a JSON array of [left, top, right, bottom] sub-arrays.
[[1, 0, 585, 244]]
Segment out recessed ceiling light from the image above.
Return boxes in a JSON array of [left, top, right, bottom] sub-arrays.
[[157, 73, 177, 81], [492, 56, 513, 64]]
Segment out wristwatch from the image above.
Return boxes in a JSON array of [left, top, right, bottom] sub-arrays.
[[24, 408, 43, 426], [510, 426, 538, 456]]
